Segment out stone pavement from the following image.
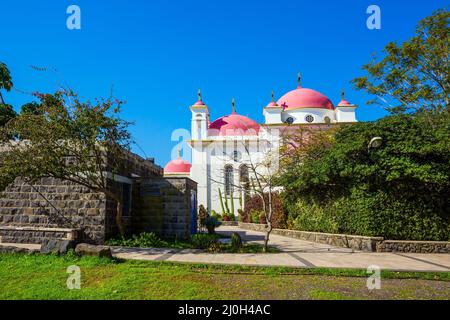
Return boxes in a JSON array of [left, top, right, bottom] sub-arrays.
[[112, 226, 450, 272]]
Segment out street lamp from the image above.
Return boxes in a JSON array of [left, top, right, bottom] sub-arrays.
[[368, 137, 383, 152]]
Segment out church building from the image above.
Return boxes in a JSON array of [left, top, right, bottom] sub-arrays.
[[164, 75, 358, 215]]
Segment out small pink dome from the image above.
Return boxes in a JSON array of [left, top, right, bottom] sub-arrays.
[[266, 101, 279, 107], [208, 113, 260, 136], [338, 99, 353, 107], [164, 159, 191, 174], [277, 88, 334, 110], [194, 100, 205, 106]]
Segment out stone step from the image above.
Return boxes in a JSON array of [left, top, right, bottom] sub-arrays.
[[0, 226, 80, 244]]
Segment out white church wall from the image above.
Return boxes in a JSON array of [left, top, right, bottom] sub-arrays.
[[336, 107, 357, 122], [281, 108, 336, 124]]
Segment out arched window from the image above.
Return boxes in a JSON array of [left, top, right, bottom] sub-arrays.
[[324, 116, 331, 124], [224, 165, 234, 196]]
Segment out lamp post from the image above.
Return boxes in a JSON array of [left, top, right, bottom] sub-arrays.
[[368, 137, 383, 152], [367, 137, 383, 166]]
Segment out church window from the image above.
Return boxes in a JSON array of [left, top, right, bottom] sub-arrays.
[[224, 165, 234, 196], [324, 116, 331, 124], [305, 115, 314, 123]]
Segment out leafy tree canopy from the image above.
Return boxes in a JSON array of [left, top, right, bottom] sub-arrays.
[[0, 89, 132, 234], [352, 9, 449, 114]]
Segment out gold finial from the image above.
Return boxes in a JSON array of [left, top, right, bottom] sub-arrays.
[[271, 90, 275, 102], [297, 72, 301, 88], [232, 97, 236, 113], [198, 89, 202, 101], [177, 146, 182, 159]]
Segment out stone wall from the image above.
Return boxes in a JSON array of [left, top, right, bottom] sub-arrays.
[[0, 226, 78, 244], [0, 151, 164, 245], [0, 177, 107, 243], [238, 223, 383, 252], [376, 240, 450, 253], [133, 177, 197, 240], [237, 222, 450, 253]]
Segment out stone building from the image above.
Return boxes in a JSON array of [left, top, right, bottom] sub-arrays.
[[0, 151, 197, 245]]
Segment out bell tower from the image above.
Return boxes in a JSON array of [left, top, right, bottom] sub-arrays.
[[190, 89, 210, 141]]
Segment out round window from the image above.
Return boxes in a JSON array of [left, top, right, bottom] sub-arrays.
[[305, 115, 314, 123]]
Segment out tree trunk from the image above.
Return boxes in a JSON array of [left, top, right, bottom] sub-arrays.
[[263, 190, 274, 253]]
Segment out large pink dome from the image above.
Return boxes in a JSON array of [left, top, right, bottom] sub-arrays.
[[164, 159, 191, 174], [277, 88, 334, 110], [208, 112, 260, 136]]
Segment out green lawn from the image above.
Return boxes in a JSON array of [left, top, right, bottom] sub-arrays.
[[0, 253, 449, 300]]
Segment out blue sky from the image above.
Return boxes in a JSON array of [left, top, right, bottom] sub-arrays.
[[1, 0, 447, 166]]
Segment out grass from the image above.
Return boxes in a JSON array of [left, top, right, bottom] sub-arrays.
[[0, 252, 449, 300]]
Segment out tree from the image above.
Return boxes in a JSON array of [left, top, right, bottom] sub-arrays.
[[206, 134, 282, 252], [20, 101, 42, 115], [0, 62, 13, 105], [0, 89, 132, 235], [0, 104, 17, 127], [0, 62, 16, 127], [352, 9, 449, 114]]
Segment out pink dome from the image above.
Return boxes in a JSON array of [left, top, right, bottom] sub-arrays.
[[208, 112, 260, 136], [194, 100, 205, 106], [277, 88, 334, 110], [338, 99, 353, 107], [164, 159, 191, 174], [266, 101, 279, 107]]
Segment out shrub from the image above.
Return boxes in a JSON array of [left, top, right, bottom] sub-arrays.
[[211, 210, 221, 221], [198, 205, 208, 231], [287, 199, 339, 234], [249, 209, 261, 224], [191, 233, 219, 249], [106, 232, 166, 248], [244, 193, 287, 228], [230, 232, 242, 249], [287, 188, 450, 241], [207, 242, 222, 253], [237, 209, 245, 222], [204, 216, 221, 234], [222, 214, 230, 222], [280, 112, 450, 241]]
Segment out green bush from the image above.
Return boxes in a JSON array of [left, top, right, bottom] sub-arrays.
[[230, 232, 242, 249], [280, 112, 450, 241], [191, 233, 219, 249], [244, 193, 287, 228], [288, 187, 450, 241], [106, 232, 166, 248], [288, 199, 338, 234], [249, 209, 262, 224], [204, 216, 221, 234]]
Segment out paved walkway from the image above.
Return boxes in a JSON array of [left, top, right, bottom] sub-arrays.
[[111, 226, 450, 272], [1, 227, 449, 272]]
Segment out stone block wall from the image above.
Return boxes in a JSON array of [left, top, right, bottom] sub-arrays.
[[0, 177, 107, 244], [237, 222, 450, 253], [133, 177, 197, 240], [0, 150, 164, 245]]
